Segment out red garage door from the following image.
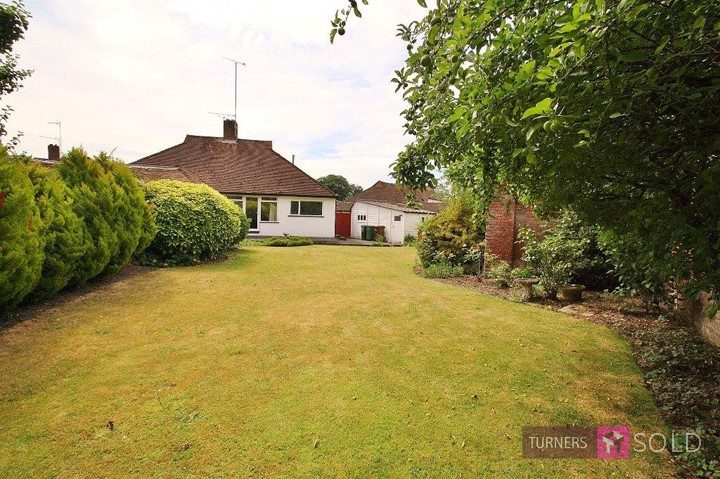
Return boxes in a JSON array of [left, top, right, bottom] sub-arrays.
[[335, 211, 351, 238]]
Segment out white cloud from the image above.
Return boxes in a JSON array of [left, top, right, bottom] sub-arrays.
[[7, 1, 426, 188]]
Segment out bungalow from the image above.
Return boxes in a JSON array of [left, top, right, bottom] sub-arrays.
[[345, 181, 442, 244], [131, 120, 337, 238]]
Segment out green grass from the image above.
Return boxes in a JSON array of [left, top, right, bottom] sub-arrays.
[[0, 247, 673, 478]]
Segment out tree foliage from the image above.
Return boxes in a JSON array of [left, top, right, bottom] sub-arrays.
[[384, 0, 720, 301], [317, 174, 363, 200], [0, 0, 31, 146]]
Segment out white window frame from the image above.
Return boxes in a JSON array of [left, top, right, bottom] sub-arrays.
[[290, 200, 324, 217], [260, 197, 278, 223], [357, 214, 367, 221]]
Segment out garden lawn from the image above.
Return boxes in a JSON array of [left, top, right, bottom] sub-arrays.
[[0, 246, 673, 478]]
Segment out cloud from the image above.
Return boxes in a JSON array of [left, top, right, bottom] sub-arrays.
[[7, 1, 426, 187]]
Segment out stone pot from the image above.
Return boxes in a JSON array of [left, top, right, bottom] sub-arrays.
[[558, 284, 585, 302], [515, 277, 540, 301]]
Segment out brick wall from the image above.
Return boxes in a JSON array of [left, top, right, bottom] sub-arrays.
[[484, 193, 547, 269]]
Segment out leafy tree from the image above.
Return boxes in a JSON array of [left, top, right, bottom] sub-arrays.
[[0, 149, 43, 308], [0, 1, 31, 147], [317, 174, 363, 200], [350, 0, 720, 304]]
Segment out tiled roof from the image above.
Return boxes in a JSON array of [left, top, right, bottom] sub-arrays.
[[355, 200, 437, 215], [129, 165, 201, 183], [347, 180, 442, 212], [131, 135, 336, 198]]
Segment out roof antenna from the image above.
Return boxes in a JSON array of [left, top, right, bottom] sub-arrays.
[[223, 57, 247, 123], [292, 154, 295, 164], [47, 120, 62, 152], [208, 112, 234, 120]]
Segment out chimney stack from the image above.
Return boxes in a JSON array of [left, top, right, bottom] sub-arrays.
[[48, 144, 60, 161], [223, 119, 238, 140]]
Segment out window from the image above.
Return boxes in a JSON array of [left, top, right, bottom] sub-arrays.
[[231, 197, 244, 210], [357, 214, 367, 221], [245, 197, 258, 230], [260, 197, 278, 222], [394, 215, 402, 221], [290, 200, 323, 216]]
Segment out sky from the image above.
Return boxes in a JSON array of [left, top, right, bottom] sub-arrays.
[[5, 1, 427, 188]]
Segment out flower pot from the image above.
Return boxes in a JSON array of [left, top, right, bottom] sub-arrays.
[[558, 284, 585, 302]]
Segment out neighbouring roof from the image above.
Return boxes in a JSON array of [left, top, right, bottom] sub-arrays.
[[131, 135, 336, 198], [347, 180, 442, 213], [355, 200, 437, 215], [336, 201, 353, 212]]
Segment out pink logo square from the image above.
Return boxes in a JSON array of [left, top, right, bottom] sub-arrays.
[[597, 426, 630, 459]]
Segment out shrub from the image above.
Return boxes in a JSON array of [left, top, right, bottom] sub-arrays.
[[510, 266, 534, 281], [520, 225, 588, 300], [421, 262, 464, 278], [485, 255, 512, 287], [24, 161, 88, 301], [0, 152, 44, 308], [263, 236, 313, 247], [416, 195, 484, 269], [141, 180, 248, 265], [598, 230, 671, 311], [57, 148, 119, 285], [554, 211, 618, 291], [521, 210, 620, 299], [403, 234, 417, 246]]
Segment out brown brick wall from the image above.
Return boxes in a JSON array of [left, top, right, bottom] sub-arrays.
[[485, 194, 546, 269], [485, 195, 517, 266]]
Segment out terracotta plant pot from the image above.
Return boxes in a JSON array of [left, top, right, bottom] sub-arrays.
[[558, 284, 586, 302]]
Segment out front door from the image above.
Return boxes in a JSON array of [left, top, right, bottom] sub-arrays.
[[245, 197, 258, 230]]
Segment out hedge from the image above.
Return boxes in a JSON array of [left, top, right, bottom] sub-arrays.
[[98, 154, 156, 275], [141, 180, 249, 265], [263, 236, 313, 247], [0, 148, 156, 311], [25, 161, 88, 301], [0, 150, 44, 307]]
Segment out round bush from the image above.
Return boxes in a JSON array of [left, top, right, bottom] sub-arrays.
[[0, 152, 44, 308], [142, 180, 249, 265]]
